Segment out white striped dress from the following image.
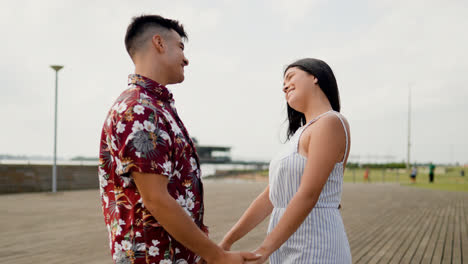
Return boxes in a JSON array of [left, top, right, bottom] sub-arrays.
[[268, 110, 352, 263]]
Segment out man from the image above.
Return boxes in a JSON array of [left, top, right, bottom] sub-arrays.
[[98, 15, 260, 264], [428, 162, 435, 183]]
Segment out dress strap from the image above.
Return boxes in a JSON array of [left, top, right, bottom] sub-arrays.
[[332, 112, 349, 163], [295, 110, 334, 152]]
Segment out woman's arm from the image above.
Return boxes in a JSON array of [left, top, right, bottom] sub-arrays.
[[250, 115, 347, 261], [220, 185, 274, 250]]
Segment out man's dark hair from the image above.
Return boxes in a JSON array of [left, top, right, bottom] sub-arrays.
[[125, 15, 187, 59]]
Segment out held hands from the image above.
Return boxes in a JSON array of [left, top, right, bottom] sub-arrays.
[[218, 240, 267, 264], [201, 251, 260, 264], [244, 248, 269, 264]]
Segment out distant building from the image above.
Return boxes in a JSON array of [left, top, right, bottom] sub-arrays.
[[192, 138, 232, 164]]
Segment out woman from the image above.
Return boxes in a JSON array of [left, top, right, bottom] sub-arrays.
[[220, 58, 352, 263]]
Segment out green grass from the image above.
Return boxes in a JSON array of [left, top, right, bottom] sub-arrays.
[[344, 167, 468, 192], [253, 167, 468, 192]]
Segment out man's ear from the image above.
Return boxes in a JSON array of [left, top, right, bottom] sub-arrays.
[[152, 35, 165, 53]]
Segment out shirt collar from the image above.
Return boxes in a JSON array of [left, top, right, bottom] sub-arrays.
[[128, 74, 173, 102]]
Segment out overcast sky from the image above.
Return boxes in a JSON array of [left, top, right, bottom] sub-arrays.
[[1, 0, 467, 164]]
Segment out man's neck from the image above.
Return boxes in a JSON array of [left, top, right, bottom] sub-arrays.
[[134, 64, 168, 86]]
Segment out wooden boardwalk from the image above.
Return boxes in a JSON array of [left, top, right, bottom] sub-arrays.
[[0, 181, 466, 264]]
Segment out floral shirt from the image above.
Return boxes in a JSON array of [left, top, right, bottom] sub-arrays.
[[99, 74, 207, 264]]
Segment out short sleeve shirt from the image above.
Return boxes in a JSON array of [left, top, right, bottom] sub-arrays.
[[98, 74, 207, 264]]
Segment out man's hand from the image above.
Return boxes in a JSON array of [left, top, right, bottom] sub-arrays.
[[245, 248, 269, 264], [211, 251, 261, 264]]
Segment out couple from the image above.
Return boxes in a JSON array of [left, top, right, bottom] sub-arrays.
[[98, 14, 351, 264]]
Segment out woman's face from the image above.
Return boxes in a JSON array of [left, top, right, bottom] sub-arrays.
[[282, 67, 318, 112]]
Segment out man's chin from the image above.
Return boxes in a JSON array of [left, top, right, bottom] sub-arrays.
[[168, 75, 185, 85]]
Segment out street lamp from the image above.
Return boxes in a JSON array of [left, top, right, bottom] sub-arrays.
[[50, 65, 64, 193]]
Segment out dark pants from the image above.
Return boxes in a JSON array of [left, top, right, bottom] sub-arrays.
[[429, 173, 434, 183]]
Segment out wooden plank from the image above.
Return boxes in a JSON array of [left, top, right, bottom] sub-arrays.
[[418, 205, 448, 264], [411, 202, 446, 263], [398, 204, 439, 263], [386, 206, 435, 264], [354, 207, 419, 263], [460, 197, 468, 264], [431, 203, 450, 264], [350, 208, 405, 260], [452, 200, 462, 264], [441, 203, 455, 263]]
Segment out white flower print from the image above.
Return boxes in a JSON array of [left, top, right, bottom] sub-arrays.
[[114, 157, 123, 174], [133, 105, 145, 115], [116, 225, 122, 236], [132, 121, 144, 133], [135, 151, 141, 158], [190, 157, 197, 171], [159, 260, 172, 264], [98, 166, 106, 178], [143, 120, 156, 132], [149, 240, 160, 257], [112, 102, 119, 111], [170, 123, 182, 136], [113, 251, 125, 261], [173, 169, 181, 179], [121, 240, 132, 251], [119, 219, 126, 225], [136, 243, 145, 251], [176, 195, 186, 207], [135, 231, 142, 238], [99, 177, 107, 194], [114, 241, 123, 251], [161, 161, 172, 176], [186, 198, 194, 210], [103, 194, 109, 208], [99, 167, 108, 189], [149, 246, 159, 256], [122, 176, 131, 188], [162, 110, 182, 135], [140, 93, 151, 99], [107, 135, 118, 152], [186, 191, 194, 198], [175, 260, 188, 264], [116, 121, 126, 133], [117, 102, 128, 113], [160, 130, 172, 145]]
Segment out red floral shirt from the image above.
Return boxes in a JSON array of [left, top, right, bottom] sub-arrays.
[[99, 74, 207, 264]]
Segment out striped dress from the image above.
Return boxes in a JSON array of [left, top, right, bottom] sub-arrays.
[[268, 110, 352, 263]]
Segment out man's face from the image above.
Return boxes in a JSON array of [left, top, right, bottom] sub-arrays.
[[163, 29, 189, 84]]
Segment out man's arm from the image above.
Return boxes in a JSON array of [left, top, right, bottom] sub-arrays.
[[133, 172, 260, 264]]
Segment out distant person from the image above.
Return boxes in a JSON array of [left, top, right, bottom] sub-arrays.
[[220, 58, 352, 263], [364, 167, 370, 182], [98, 15, 259, 264], [410, 166, 417, 183], [461, 169, 465, 177], [429, 163, 435, 183]]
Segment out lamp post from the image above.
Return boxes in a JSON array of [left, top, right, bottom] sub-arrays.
[[50, 65, 63, 193]]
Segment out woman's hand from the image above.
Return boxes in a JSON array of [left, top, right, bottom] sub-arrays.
[[245, 247, 269, 264], [219, 239, 232, 251]]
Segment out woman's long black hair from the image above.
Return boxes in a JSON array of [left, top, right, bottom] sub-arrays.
[[285, 58, 341, 139]]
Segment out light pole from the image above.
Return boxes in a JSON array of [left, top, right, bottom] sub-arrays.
[[50, 65, 64, 193], [407, 84, 412, 171]]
